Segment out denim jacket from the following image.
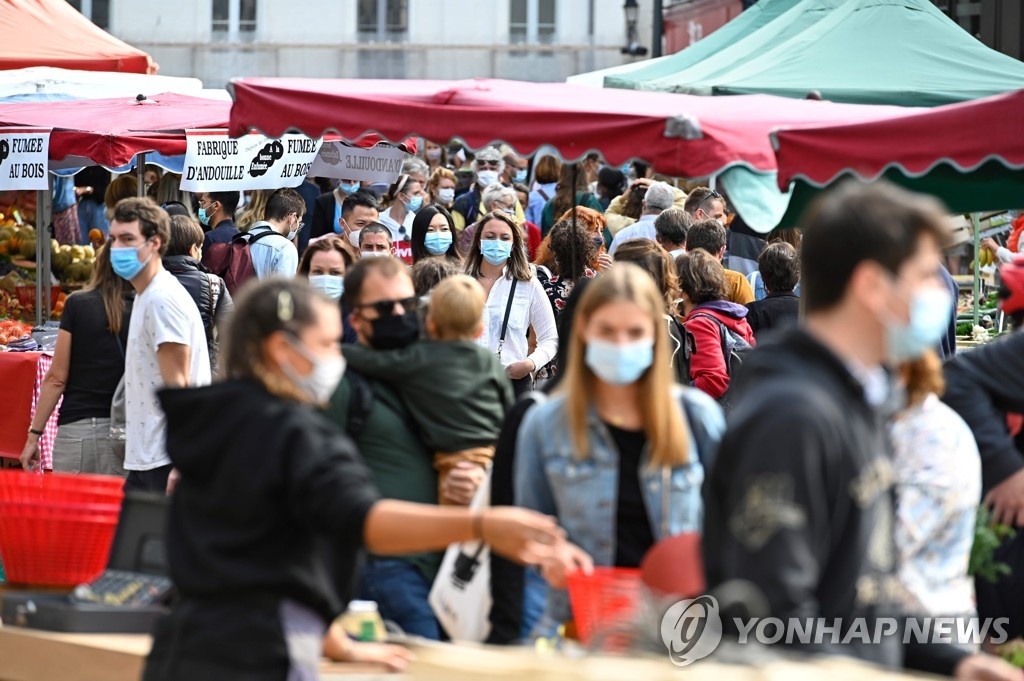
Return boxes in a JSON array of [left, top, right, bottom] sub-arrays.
[[514, 386, 724, 635]]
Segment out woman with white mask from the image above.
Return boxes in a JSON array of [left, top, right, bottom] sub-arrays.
[[143, 278, 572, 680]]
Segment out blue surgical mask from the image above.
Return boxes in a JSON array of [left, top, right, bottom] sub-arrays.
[[437, 188, 455, 204], [585, 338, 654, 385], [424, 231, 453, 255], [110, 243, 151, 281], [481, 239, 513, 266], [197, 207, 210, 226], [308, 274, 345, 300], [405, 196, 423, 213], [884, 286, 953, 364], [513, 169, 527, 184], [339, 181, 360, 194]]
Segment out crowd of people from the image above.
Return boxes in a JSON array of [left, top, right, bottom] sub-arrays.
[[18, 145, 1024, 681]]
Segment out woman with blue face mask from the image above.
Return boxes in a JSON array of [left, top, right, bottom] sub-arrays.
[[297, 235, 359, 344], [465, 211, 558, 396], [411, 204, 462, 265], [514, 264, 725, 638]]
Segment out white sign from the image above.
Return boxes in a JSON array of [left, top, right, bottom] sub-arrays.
[[0, 127, 50, 190], [309, 142, 407, 184], [181, 130, 323, 191]]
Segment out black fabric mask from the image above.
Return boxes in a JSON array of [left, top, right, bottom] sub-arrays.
[[368, 310, 420, 350]]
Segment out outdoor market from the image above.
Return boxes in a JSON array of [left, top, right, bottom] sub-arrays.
[[1, 0, 1024, 680]]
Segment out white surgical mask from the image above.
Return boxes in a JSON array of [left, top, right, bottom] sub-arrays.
[[308, 274, 345, 300], [282, 338, 346, 404], [477, 170, 500, 188]]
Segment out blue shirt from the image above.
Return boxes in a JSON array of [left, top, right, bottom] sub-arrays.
[[201, 220, 240, 253], [248, 222, 298, 279], [608, 213, 658, 256], [526, 182, 556, 226]]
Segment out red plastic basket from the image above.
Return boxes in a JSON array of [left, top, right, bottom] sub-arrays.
[[0, 471, 124, 506], [567, 567, 642, 647], [0, 472, 123, 586]]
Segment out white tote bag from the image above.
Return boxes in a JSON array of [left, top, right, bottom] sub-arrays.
[[429, 474, 492, 642]]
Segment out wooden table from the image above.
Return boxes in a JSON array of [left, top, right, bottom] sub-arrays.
[[0, 627, 396, 681]]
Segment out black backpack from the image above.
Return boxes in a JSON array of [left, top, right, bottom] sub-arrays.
[[685, 312, 753, 412]]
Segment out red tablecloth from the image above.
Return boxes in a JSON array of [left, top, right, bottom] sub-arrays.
[[0, 352, 60, 468]]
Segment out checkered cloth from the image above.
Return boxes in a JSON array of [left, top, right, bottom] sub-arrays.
[[32, 353, 61, 471]]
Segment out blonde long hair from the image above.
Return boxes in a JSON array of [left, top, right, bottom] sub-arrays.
[[560, 263, 689, 468], [237, 190, 273, 231]]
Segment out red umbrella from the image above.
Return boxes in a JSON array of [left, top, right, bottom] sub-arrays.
[[0, 92, 230, 168], [0, 0, 155, 74], [774, 88, 1024, 190], [0, 94, 417, 170], [228, 78, 909, 179]]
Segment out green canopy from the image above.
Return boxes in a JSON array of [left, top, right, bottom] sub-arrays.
[[609, 0, 1024, 108], [603, 0, 803, 89]]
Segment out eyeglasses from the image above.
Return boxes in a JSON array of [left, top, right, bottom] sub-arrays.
[[694, 189, 722, 215], [477, 161, 501, 169], [353, 296, 420, 317]]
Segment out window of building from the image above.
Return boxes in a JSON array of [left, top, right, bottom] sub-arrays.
[[358, 0, 408, 38], [510, 0, 557, 44], [67, 0, 109, 29], [212, 0, 257, 38]]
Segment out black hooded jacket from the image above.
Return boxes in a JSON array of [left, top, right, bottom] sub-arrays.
[[703, 328, 966, 675], [157, 379, 379, 618], [942, 331, 1024, 494]]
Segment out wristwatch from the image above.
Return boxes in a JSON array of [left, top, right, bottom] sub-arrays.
[[28, 428, 44, 437]]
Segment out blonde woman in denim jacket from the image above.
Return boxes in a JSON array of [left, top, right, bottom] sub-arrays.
[[514, 263, 725, 638]]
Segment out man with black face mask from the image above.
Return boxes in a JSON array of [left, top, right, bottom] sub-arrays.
[[323, 256, 485, 641]]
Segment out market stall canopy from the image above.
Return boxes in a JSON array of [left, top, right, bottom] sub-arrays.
[[227, 77, 908, 188], [0, 0, 155, 74], [772, 88, 1024, 223], [566, 56, 672, 88], [606, 0, 1024, 107], [0, 67, 227, 102], [0, 92, 229, 168], [601, 0, 799, 90]]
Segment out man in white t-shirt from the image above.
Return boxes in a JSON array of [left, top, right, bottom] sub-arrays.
[[108, 198, 211, 494]]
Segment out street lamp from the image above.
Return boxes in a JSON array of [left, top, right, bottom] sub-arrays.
[[622, 0, 648, 56]]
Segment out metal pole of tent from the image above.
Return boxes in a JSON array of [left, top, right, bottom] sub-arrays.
[[973, 212, 981, 329], [136, 153, 146, 198], [34, 189, 42, 328], [652, 0, 664, 59], [41, 177, 52, 322]]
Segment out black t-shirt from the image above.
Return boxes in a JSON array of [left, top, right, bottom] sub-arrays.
[[606, 422, 656, 568], [58, 289, 132, 425]]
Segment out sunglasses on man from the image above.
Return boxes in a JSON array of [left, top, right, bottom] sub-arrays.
[[694, 189, 722, 215], [353, 296, 420, 318]]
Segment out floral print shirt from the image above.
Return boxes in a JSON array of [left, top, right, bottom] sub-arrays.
[[536, 267, 597, 381], [889, 394, 981, 618]]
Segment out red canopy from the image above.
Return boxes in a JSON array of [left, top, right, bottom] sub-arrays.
[[0, 93, 229, 167], [0, 0, 155, 74], [773, 88, 1024, 189], [228, 77, 910, 179]]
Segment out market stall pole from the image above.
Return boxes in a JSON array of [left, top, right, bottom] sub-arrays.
[[136, 152, 145, 198], [34, 178, 52, 327], [973, 213, 982, 328]]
